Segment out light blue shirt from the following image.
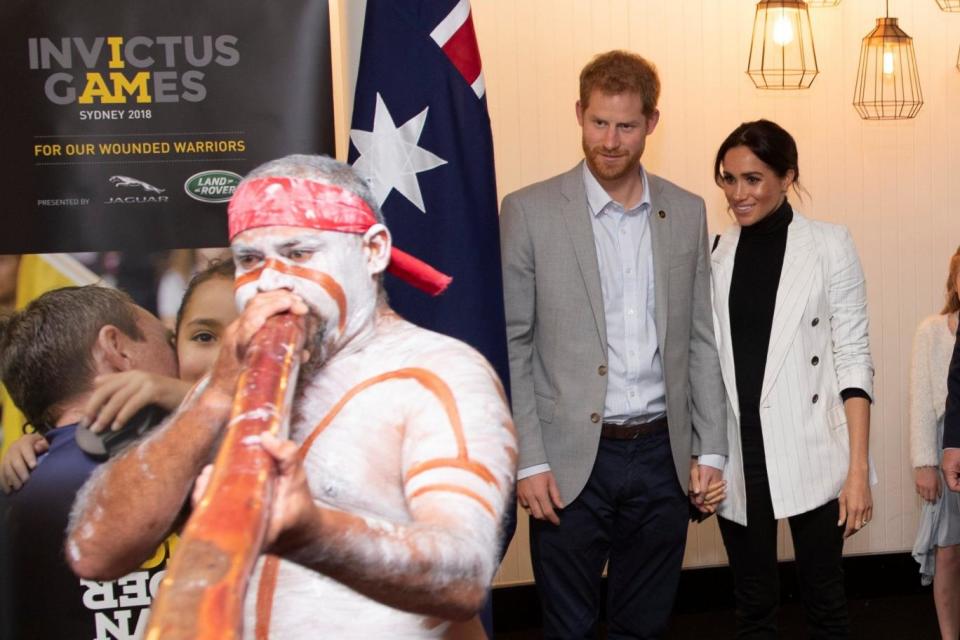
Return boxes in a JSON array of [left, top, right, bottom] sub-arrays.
[[583, 163, 667, 423]]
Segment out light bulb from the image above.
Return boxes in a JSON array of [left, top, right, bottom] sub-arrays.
[[772, 14, 795, 46], [883, 49, 895, 76]]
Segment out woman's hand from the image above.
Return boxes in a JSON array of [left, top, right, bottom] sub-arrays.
[[81, 371, 190, 433], [914, 466, 941, 503], [1, 433, 48, 493], [689, 459, 727, 515], [838, 469, 872, 538]]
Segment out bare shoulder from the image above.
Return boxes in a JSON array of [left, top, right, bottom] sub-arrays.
[[371, 320, 506, 393]]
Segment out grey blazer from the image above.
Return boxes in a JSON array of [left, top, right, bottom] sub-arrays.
[[500, 162, 727, 504]]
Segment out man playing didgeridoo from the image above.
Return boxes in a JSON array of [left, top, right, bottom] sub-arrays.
[[67, 155, 518, 639]]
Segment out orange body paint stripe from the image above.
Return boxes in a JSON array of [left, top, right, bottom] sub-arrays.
[[257, 369, 488, 627], [299, 368, 467, 460], [408, 484, 496, 518], [233, 258, 347, 332], [254, 554, 281, 640], [404, 458, 499, 488]]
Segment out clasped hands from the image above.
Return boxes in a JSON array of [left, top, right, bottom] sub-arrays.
[[516, 461, 727, 525]]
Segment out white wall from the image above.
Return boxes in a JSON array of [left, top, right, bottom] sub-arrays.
[[332, 0, 960, 585]]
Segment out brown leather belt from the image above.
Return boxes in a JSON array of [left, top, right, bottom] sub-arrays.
[[600, 416, 668, 440]]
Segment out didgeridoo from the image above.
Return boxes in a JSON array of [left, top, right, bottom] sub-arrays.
[[146, 313, 305, 640]]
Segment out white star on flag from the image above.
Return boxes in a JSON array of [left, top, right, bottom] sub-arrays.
[[350, 93, 447, 213]]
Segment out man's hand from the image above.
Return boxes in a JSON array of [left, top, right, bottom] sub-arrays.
[[81, 371, 189, 433], [838, 470, 872, 538], [259, 431, 318, 550], [943, 449, 960, 493], [190, 431, 317, 551], [915, 466, 941, 503], [517, 471, 563, 525], [1, 433, 48, 494], [689, 460, 726, 514], [210, 291, 311, 398]]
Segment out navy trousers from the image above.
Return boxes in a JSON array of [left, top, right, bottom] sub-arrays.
[[529, 431, 689, 639]]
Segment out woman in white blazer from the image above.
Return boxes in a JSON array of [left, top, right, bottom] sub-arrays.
[[910, 246, 960, 638], [710, 120, 874, 639]]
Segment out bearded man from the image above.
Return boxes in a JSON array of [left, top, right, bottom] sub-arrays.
[[67, 155, 517, 639], [499, 50, 726, 638]]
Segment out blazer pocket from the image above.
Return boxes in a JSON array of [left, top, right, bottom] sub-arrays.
[[827, 403, 847, 432], [535, 393, 556, 424], [827, 403, 850, 447]]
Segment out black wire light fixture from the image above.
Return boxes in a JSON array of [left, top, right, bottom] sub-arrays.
[[936, 1, 960, 11], [746, 1, 819, 89], [852, 1, 923, 119]]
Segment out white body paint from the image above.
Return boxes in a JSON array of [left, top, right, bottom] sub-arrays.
[[242, 317, 515, 638], [230, 226, 516, 638]]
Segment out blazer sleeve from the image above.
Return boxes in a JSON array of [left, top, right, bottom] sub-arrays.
[[687, 200, 727, 457], [499, 193, 548, 469], [944, 323, 960, 449], [909, 320, 940, 467], [827, 227, 874, 398]]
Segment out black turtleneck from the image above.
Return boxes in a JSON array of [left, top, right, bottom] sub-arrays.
[[729, 198, 793, 480]]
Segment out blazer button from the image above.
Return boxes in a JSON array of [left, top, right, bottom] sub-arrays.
[[812, 394, 819, 403], [598, 365, 608, 376], [811, 317, 820, 327], [658, 210, 666, 219], [811, 356, 820, 366], [590, 412, 601, 423]]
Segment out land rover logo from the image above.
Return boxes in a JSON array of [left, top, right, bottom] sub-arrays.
[[184, 170, 243, 203]]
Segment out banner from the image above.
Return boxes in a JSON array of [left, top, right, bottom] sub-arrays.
[[0, 0, 334, 254]]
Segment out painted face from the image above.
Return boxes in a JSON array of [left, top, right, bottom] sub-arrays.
[[231, 225, 379, 355], [577, 89, 659, 186], [129, 306, 178, 378], [719, 145, 795, 227], [175, 275, 240, 383]]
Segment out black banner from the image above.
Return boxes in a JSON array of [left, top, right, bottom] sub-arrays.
[[0, 0, 334, 254]]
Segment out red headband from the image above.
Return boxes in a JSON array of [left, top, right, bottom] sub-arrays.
[[228, 177, 452, 296]]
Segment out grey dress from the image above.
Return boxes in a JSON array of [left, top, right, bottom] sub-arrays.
[[910, 314, 960, 585]]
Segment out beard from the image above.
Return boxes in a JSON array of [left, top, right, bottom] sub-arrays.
[[583, 141, 641, 183], [294, 315, 328, 399]]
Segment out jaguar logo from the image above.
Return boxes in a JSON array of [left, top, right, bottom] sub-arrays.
[[109, 175, 165, 194]]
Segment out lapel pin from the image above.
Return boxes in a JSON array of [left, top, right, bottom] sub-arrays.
[[658, 210, 666, 219]]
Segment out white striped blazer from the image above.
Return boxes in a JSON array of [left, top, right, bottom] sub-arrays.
[[711, 211, 876, 526]]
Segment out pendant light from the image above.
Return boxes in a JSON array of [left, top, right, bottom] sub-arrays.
[[852, 1, 923, 120], [936, 1, 960, 11], [746, 1, 819, 89]]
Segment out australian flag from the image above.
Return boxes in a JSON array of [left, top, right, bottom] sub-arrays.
[[348, 1, 512, 634], [348, 0, 509, 393]]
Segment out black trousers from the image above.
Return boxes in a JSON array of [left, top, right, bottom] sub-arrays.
[[718, 479, 848, 639], [529, 431, 688, 639]]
